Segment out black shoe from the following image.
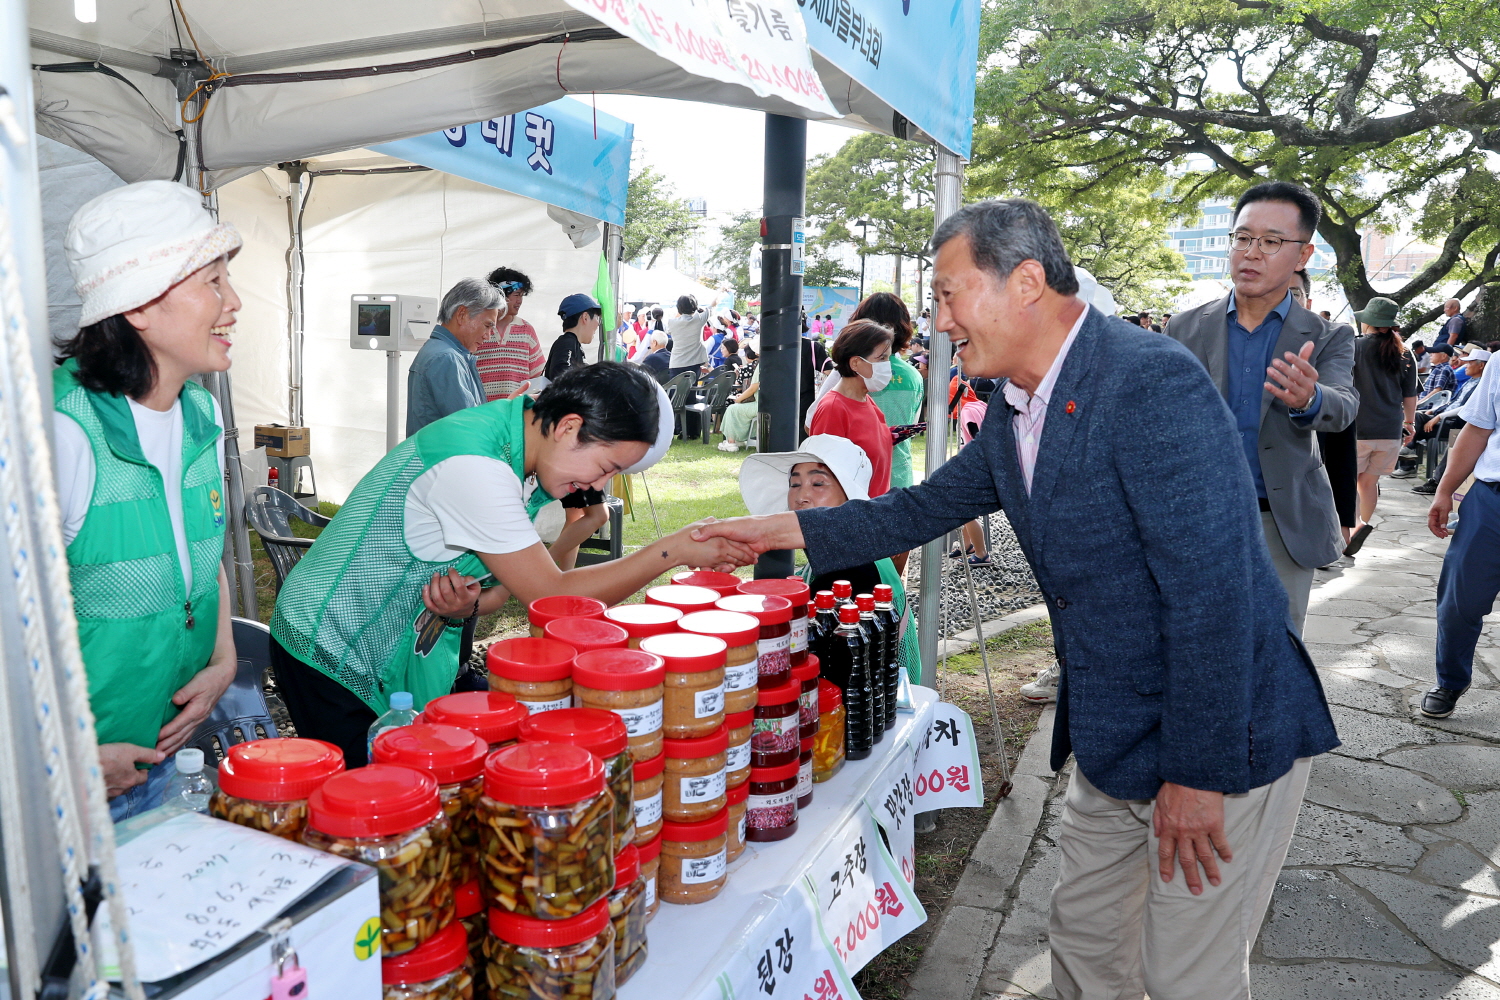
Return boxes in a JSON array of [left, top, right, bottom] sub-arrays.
[[1343, 523, 1374, 557], [1420, 685, 1468, 719], [1412, 480, 1438, 495]]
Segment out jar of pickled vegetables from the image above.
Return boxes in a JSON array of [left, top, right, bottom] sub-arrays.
[[676, 609, 760, 714], [421, 691, 528, 751], [382, 920, 474, 1000], [812, 679, 845, 783], [478, 743, 614, 920], [487, 637, 576, 715], [571, 648, 666, 764], [792, 656, 820, 740], [643, 584, 720, 615], [454, 879, 485, 959], [638, 632, 726, 739], [671, 570, 743, 596], [725, 781, 748, 863], [752, 680, 801, 769], [303, 765, 453, 956], [372, 724, 489, 887], [632, 751, 665, 846], [737, 578, 810, 667], [637, 835, 661, 921], [527, 595, 606, 638], [210, 737, 344, 841], [798, 737, 814, 810], [543, 616, 629, 655], [746, 762, 799, 842], [607, 844, 648, 986], [723, 709, 753, 789], [518, 708, 635, 856], [715, 593, 793, 689], [662, 726, 727, 823], [485, 899, 616, 1000], [603, 603, 681, 649], [659, 810, 728, 905]]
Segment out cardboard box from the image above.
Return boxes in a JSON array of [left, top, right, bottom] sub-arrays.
[[254, 424, 311, 457]]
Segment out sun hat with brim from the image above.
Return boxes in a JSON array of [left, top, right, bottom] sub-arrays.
[[1351, 296, 1400, 328], [66, 180, 242, 328], [740, 434, 873, 516], [1467, 350, 1493, 363], [622, 379, 674, 475]]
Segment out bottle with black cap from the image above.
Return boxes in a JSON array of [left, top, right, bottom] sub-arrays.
[[855, 594, 886, 743], [873, 584, 900, 730]]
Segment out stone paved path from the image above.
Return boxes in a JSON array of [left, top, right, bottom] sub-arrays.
[[911, 478, 1500, 999]]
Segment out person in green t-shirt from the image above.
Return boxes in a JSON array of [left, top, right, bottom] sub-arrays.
[[852, 293, 926, 491]]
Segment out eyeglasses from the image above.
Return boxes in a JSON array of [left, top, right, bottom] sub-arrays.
[[1228, 233, 1307, 255]]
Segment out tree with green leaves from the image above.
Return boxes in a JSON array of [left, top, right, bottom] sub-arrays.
[[704, 211, 860, 301], [622, 165, 702, 269]]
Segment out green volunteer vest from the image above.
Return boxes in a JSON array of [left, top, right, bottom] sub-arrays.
[[270, 398, 550, 715], [54, 360, 226, 750]]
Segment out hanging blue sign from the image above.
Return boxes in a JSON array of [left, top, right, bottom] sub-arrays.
[[372, 97, 634, 226], [794, 0, 979, 159]]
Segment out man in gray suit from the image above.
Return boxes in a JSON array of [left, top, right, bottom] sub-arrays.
[[1167, 181, 1356, 633]]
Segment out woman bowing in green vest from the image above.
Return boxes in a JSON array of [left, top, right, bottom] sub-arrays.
[[55, 181, 244, 820]]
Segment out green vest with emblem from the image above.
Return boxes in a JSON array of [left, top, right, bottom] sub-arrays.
[[270, 398, 548, 715], [54, 360, 226, 750]]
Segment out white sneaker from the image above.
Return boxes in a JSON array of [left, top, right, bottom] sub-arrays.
[[717, 440, 741, 452], [1020, 662, 1061, 704]]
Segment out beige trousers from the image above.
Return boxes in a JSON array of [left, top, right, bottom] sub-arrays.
[[1261, 511, 1313, 637], [1048, 757, 1311, 1000]]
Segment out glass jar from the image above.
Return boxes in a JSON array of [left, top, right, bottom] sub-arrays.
[[487, 637, 576, 714], [662, 726, 728, 823], [644, 584, 721, 615], [746, 762, 799, 842], [454, 879, 485, 963], [737, 578, 811, 667], [632, 751, 665, 846], [676, 609, 760, 714], [725, 781, 748, 862], [603, 603, 682, 649], [672, 570, 744, 596], [571, 648, 666, 764], [659, 810, 728, 904], [639, 632, 726, 738], [485, 899, 616, 1000], [210, 737, 344, 841], [543, 616, 629, 655], [797, 737, 814, 810], [421, 690, 528, 750], [723, 709, 753, 789], [303, 765, 453, 956], [607, 844, 648, 986], [637, 835, 661, 921], [812, 679, 846, 783], [478, 743, 614, 920], [715, 593, 794, 688], [381, 921, 474, 1000], [518, 708, 635, 857], [792, 656, 820, 740], [752, 680, 801, 769], [372, 724, 489, 887], [528, 595, 606, 638]]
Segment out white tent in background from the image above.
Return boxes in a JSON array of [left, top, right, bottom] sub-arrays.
[[620, 263, 720, 310]]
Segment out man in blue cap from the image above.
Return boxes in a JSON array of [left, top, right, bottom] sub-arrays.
[[546, 293, 601, 382]]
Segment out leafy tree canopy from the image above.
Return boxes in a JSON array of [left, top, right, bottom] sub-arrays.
[[622, 165, 701, 269], [806, 133, 936, 277]]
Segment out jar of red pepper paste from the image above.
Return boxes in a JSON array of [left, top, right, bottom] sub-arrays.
[[714, 593, 793, 689], [751, 679, 801, 769], [745, 761, 799, 842], [671, 570, 744, 597], [791, 656, 819, 741], [737, 578, 811, 668]]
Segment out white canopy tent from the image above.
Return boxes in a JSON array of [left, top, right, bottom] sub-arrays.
[[619, 262, 721, 310]]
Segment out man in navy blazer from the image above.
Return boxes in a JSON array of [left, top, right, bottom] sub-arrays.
[[696, 199, 1339, 999]]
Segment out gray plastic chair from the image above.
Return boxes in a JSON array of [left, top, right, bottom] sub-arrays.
[[245, 485, 331, 591], [688, 373, 734, 443], [188, 617, 279, 767], [662, 371, 693, 437]]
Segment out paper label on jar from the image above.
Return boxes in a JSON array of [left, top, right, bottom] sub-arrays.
[[797, 759, 813, 797], [693, 683, 726, 718], [739, 812, 748, 845], [635, 789, 663, 827], [680, 768, 727, 803], [724, 658, 759, 693], [645, 874, 657, 910], [751, 712, 800, 755], [518, 695, 572, 714], [725, 738, 752, 773], [611, 699, 664, 737], [680, 847, 728, 884], [790, 616, 808, 654], [799, 687, 818, 728], [749, 788, 797, 812], [757, 633, 791, 680], [747, 788, 797, 830]]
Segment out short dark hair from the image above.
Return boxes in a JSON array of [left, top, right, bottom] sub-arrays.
[[562, 308, 602, 331], [57, 314, 157, 398], [487, 266, 533, 295], [1233, 181, 1321, 241], [676, 295, 697, 315], [931, 198, 1080, 295], [1297, 270, 1312, 295], [849, 292, 914, 351], [1411, 340, 1424, 350], [722, 338, 740, 354], [650, 306, 665, 330], [532, 362, 659, 445], [830, 320, 895, 378]]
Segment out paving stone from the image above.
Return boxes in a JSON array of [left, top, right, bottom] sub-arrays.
[[1305, 753, 1461, 825], [1341, 866, 1500, 980], [1308, 600, 1400, 619], [1365, 615, 1441, 638], [1401, 601, 1439, 618], [1442, 791, 1500, 867], [1415, 841, 1500, 896], [1285, 802, 1424, 868], [979, 845, 1060, 1000], [1408, 687, 1500, 741], [1317, 584, 1435, 609], [1331, 665, 1414, 689], [1304, 644, 1380, 671], [1327, 703, 1459, 761], [1257, 869, 1431, 962], [1302, 615, 1368, 645], [1385, 745, 1500, 792], [1409, 824, 1453, 844], [1249, 961, 1500, 1000], [1317, 668, 1410, 715]]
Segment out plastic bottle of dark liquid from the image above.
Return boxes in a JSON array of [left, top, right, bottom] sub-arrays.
[[873, 584, 900, 730], [810, 590, 838, 674], [855, 595, 886, 743], [829, 604, 876, 760]]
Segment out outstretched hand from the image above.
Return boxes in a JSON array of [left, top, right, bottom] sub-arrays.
[[664, 519, 760, 572], [1265, 340, 1319, 412], [689, 512, 806, 555]]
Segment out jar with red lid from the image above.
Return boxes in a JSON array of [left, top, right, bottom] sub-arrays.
[[477, 743, 614, 919], [373, 724, 489, 887], [518, 708, 635, 856], [662, 726, 727, 822], [487, 637, 576, 714], [746, 761, 799, 842], [381, 920, 474, 1000], [638, 632, 725, 738], [677, 609, 760, 714], [725, 782, 749, 862], [607, 844, 648, 985], [797, 737, 814, 810], [737, 578, 811, 667], [643, 584, 720, 615], [303, 765, 453, 956], [632, 751, 665, 846], [752, 680, 801, 768], [659, 810, 728, 904], [210, 738, 344, 841], [572, 648, 666, 763], [723, 708, 753, 789], [485, 899, 615, 1000], [715, 593, 794, 688], [812, 679, 845, 783], [421, 691, 528, 749], [528, 595, 606, 638], [637, 835, 661, 920], [603, 603, 682, 648], [792, 655, 820, 740], [454, 879, 485, 958], [543, 616, 629, 655], [672, 570, 743, 596]]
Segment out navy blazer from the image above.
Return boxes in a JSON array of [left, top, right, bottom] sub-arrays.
[[797, 307, 1339, 800]]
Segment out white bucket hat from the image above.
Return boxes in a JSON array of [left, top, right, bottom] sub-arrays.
[[739, 434, 873, 516], [65, 180, 242, 328], [622, 380, 675, 475]]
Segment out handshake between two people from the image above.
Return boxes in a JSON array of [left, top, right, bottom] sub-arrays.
[[678, 512, 806, 572]]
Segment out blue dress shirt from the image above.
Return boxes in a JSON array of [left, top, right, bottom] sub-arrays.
[[1226, 291, 1322, 498], [406, 325, 486, 436]]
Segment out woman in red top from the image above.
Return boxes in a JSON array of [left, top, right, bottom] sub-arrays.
[[810, 320, 895, 496]]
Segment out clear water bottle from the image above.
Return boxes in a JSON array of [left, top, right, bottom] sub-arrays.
[[367, 691, 418, 759], [166, 748, 215, 814]]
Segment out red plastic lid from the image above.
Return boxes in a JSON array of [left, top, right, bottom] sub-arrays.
[[307, 765, 439, 838], [726, 781, 750, 806], [873, 584, 894, 601], [715, 593, 793, 626], [371, 724, 488, 784], [489, 897, 610, 948], [545, 617, 629, 653], [814, 591, 836, 609], [633, 751, 666, 781], [751, 761, 800, 784], [487, 637, 577, 683], [672, 570, 744, 596], [637, 834, 662, 863], [791, 660, 819, 685], [382, 919, 467, 985], [217, 738, 344, 802], [856, 594, 875, 611], [644, 584, 721, 611], [738, 578, 810, 607], [604, 603, 683, 639], [757, 680, 801, 707], [677, 609, 761, 648], [662, 808, 729, 843], [572, 648, 666, 691], [519, 708, 629, 760], [421, 691, 528, 746], [724, 709, 754, 730], [454, 879, 482, 919], [663, 724, 729, 760], [801, 736, 815, 752], [818, 678, 842, 710], [613, 844, 641, 889], [528, 595, 607, 628], [831, 580, 852, 598], [838, 605, 860, 624], [639, 632, 726, 673], [484, 742, 605, 807]]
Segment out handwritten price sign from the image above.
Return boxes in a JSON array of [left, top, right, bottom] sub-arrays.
[[806, 810, 926, 975], [912, 702, 984, 811]]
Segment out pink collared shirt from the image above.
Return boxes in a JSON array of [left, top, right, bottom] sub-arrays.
[[1001, 305, 1089, 493]]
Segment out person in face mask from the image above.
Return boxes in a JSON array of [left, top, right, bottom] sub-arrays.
[[810, 319, 896, 496]]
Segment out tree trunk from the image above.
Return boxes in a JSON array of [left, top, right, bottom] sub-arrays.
[[1472, 283, 1500, 345], [893, 255, 903, 299]]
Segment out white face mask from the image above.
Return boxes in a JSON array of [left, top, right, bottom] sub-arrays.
[[862, 358, 893, 392]]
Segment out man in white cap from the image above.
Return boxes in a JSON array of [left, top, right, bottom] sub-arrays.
[[1411, 348, 1491, 496], [55, 180, 244, 819]]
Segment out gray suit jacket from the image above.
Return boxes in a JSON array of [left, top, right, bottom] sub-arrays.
[[1166, 296, 1356, 569]]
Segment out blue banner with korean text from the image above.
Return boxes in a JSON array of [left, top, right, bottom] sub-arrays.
[[372, 97, 634, 226]]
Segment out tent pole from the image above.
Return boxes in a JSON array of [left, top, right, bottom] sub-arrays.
[[755, 114, 806, 580], [284, 162, 309, 426], [206, 371, 259, 620], [605, 222, 622, 363], [387, 351, 401, 451]]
